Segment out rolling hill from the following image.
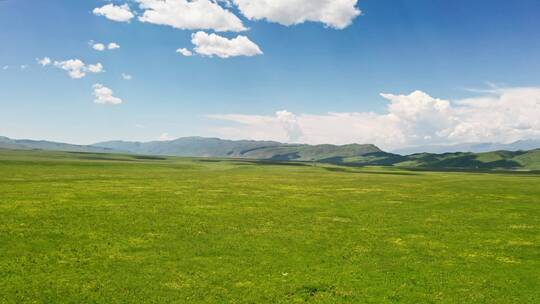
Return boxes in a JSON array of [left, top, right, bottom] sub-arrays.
[[94, 137, 283, 157], [0, 136, 117, 153], [1, 135, 539, 171], [238, 143, 383, 161], [393, 139, 540, 155], [392, 150, 540, 170], [94, 137, 383, 161]]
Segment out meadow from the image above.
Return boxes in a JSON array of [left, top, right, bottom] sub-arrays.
[[0, 149, 539, 303]]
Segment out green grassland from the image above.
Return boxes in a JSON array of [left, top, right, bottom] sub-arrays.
[[1, 149, 539, 303]]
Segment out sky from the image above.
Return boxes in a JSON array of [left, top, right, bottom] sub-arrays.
[[1, 0, 540, 150]]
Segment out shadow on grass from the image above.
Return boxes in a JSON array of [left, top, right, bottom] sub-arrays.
[[131, 155, 168, 160], [197, 158, 310, 167], [67, 151, 168, 161], [323, 167, 420, 176], [77, 156, 135, 161], [403, 166, 540, 176]]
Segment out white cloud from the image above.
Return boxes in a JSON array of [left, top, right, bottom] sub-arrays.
[[137, 0, 246, 32], [380, 90, 456, 145], [108, 42, 120, 50], [158, 133, 174, 141], [93, 84, 123, 105], [444, 87, 540, 143], [208, 87, 540, 149], [54, 60, 85, 78], [92, 43, 106, 51], [2, 65, 8, 70], [92, 42, 120, 51], [176, 48, 193, 57], [121, 73, 133, 80], [37, 57, 51, 66], [233, 0, 361, 29], [20, 65, 29, 70], [54, 59, 104, 79], [93, 4, 134, 22], [276, 110, 303, 142], [94, 0, 361, 30], [191, 31, 262, 58], [208, 111, 403, 148], [87, 63, 104, 73]]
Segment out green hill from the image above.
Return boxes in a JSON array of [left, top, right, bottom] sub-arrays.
[[393, 150, 540, 170], [94, 137, 383, 161], [513, 149, 540, 170], [2, 135, 540, 171], [0, 136, 116, 153], [94, 137, 283, 157], [239, 143, 383, 161]]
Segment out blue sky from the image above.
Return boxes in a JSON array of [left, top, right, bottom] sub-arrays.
[[1, 0, 540, 148]]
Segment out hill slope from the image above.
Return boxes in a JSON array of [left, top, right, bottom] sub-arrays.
[[238, 143, 383, 161], [94, 136, 540, 170], [94, 137, 383, 161], [94, 137, 283, 157], [2, 135, 540, 171], [393, 150, 540, 170], [0, 136, 117, 153], [393, 139, 540, 155]]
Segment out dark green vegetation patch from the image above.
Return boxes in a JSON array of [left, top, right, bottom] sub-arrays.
[[0, 149, 539, 303]]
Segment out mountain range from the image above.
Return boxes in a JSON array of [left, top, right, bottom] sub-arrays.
[[0, 136, 115, 153], [1, 135, 539, 171], [94, 137, 382, 161], [392, 139, 540, 155]]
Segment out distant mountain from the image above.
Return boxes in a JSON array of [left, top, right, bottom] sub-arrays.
[[240, 143, 383, 161], [393, 150, 540, 170], [392, 139, 540, 155], [0, 136, 29, 150], [310, 148, 539, 171], [2, 135, 540, 171], [93, 137, 383, 161], [94, 137, 283, 157], [0, 136, 117, 153], [94, 137, 540, 170]]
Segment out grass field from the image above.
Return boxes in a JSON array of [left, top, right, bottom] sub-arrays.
[[1, 149, 539, 303]]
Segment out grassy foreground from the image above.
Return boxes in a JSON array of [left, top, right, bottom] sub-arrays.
[[0, 149, 539, 303]]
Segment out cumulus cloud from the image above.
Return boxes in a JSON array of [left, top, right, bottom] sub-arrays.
[[208, 87, 540, 149], [137, 0, 246, 32], [176, 48, 193, 56], [233, 0, 361, 29], [93, 84, 123, 105], [92, 42, 120, 51], [381, 90, 456, 144], [108, 42, 120, 50], [121, 73, 133, 80], [444, 87, 540, 143], [276, 110, 303, 142], [37, 57, 51, 66], [209, 111, 403, 148], [87, 63, 104, 73], [191, 31, 262, 58], [92, 43, 106, 51], [54, 59, 103, 79], [158, 133, 174, 141], [93, 4, 135, 22]]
